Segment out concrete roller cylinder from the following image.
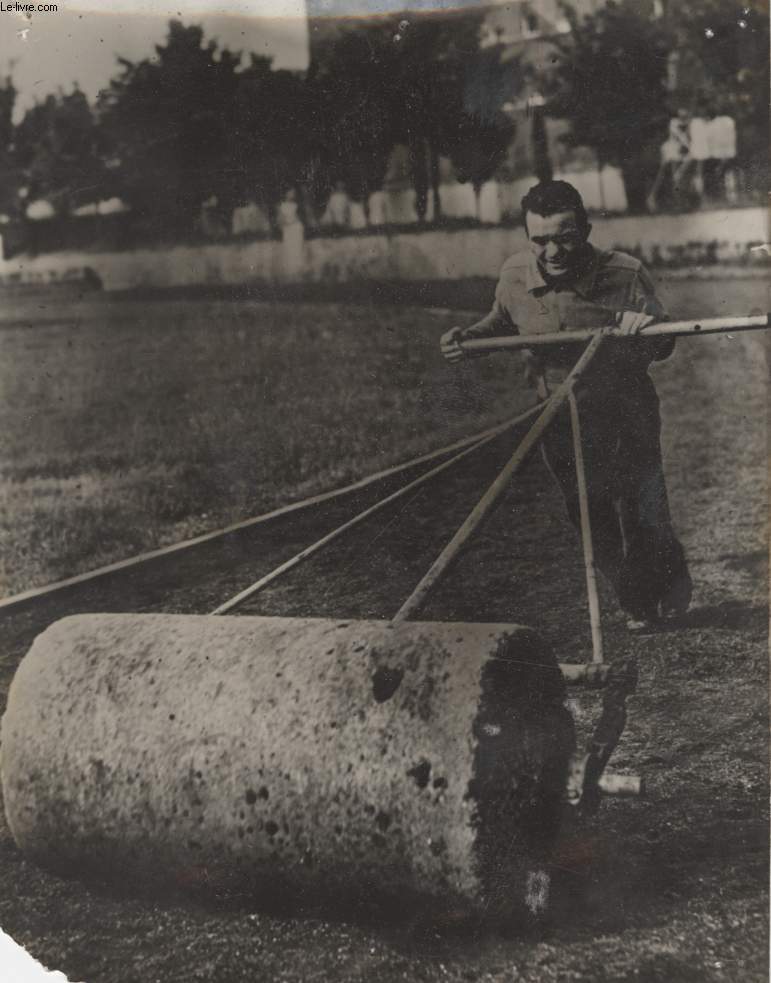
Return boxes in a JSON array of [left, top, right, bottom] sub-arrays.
[[1, 614, 574, 920]]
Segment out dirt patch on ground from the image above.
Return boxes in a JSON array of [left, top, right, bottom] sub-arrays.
[[0, 280, 768, 982]]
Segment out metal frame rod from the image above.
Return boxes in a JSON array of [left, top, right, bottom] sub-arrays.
[[569, 390, 604, 665], [211, 403, 544, 615], [392, 333, 605, 625], [459, 314, 770, 355]]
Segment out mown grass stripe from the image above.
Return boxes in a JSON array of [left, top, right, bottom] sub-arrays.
[[0, 413, 533, 612]]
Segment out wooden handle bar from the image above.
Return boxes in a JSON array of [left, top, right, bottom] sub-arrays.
[[459, 314, 770, 354]]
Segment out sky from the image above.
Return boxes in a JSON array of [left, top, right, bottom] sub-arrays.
[[0, 0, 494, 119], [0, 0, 311, 119]]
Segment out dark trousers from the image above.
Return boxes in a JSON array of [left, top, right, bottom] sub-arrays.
[[540, 385, 692, 620]]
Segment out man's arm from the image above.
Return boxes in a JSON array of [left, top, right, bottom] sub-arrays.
[[615, 264, 675, 362], [440, 300, 515, 364]]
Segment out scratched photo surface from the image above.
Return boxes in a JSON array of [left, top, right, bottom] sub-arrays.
[[0, 1, 768, 980]]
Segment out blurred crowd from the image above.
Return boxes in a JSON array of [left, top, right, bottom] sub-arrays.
[[649, 105, 738, 211]]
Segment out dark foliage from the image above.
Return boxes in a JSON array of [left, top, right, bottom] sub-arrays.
[[15, 87, 106, 217], [2, 1, 766, 237], [664, 0, 769, 171], [542, 1, 673, 212], [308, 13, 489, 220], [97, 21, 242, 231]]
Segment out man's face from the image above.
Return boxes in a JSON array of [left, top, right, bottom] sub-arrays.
[[526, 209, 590, 280]]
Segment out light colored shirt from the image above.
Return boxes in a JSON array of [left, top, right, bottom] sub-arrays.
[[468, 247, 672, 401], [688, 117, 710, 161], [707, 116, 737, 160], [324, 190, 351, 227], [661, 137, 683, 163]]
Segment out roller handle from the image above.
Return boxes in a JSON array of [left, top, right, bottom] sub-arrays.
[[393, 334, 605, 623], [459, 313, 771, 354]]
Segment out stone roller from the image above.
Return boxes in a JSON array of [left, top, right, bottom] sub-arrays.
[[1, 613, 574, 921]]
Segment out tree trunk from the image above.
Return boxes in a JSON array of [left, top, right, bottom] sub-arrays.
[[532, 108, 553, 183], [410, 137, 429, 223], [429, 141, 441, 220], [619, 153, 651, 214]]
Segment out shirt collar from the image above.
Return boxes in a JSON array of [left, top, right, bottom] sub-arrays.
[[527, 245, 602, 298]]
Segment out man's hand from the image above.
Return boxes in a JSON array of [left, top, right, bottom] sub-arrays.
[[615, 310, 656, 336], [440, 326, 468, 363]]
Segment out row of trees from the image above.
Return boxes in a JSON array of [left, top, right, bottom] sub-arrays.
[[0, 0, 765, 233], [0, 16, 513, 234]]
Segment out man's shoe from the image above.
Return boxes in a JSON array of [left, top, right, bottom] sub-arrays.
[[660, 572, 693, 619]]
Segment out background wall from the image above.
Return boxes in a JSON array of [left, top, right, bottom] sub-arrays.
[[0, 207, 765, 293]]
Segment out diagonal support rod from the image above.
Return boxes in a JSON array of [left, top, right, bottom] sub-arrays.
[[392, 333, 605, 625], [211, 403, 544, 615], [569, 390, 604, 665]]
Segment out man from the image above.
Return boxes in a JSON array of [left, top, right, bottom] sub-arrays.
[[324, 180, 352, 229], [440, 180, 692, 630]]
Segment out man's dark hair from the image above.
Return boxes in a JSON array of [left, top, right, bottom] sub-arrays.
[[520, 180, 589, 231]]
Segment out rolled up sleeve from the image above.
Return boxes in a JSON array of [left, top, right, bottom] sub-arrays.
[[464, 296, 517, 340]]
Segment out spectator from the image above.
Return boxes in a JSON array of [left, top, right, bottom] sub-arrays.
[[349, 200, 368, 230], [200, 195, 227, 239], [707, 111, 738, 202], [668, 108, 691, 162], [231, 201, 270, 236], [277, 189, 304, 279], [368, 190, 386, 227], [688, 109, 711, 201], [649, 109, 691, 211], [323, 181, 352, 229]]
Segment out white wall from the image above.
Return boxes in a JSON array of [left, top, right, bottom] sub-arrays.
[[0, 208, 765, 292]]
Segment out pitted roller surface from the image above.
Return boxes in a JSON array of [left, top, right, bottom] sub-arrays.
[[1, 614, 573, 918]]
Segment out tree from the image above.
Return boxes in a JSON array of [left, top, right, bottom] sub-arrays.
[[542, 1, 673, 213], [446, 110, 515, 212], [306, 27, 397, 213], [0, 75, 20, 216], [389, 14, 485, 221], [14, 87, 105, 217], [97, 21, 242, 231], [226, 56, 312, 227], [664, 0, 768, 176], [309, 11, 486, 222]]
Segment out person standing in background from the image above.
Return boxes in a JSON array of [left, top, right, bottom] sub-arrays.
[[277, 189, 305, 279], [707, 110, 738, 202], [324, 181, 352, 230], [688, 109, 710, 203], [667, 109, 692, 209]]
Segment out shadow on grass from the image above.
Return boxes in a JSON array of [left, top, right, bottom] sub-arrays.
[[681, 601, 768, 632]]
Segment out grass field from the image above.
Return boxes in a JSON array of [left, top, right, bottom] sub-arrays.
[[0, 276, 767, 596], [0, 296, 528, 594], [0, 275, 768, 983]]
